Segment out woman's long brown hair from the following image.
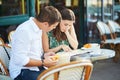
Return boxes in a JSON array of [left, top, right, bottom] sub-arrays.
[[52, 8, 75, 42]]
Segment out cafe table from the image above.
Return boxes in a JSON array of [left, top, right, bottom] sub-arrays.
[[88, 49, 115, 61], [57, 48, 115, 63]]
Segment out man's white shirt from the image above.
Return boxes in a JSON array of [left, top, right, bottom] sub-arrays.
[[9, 17, 43, 79]]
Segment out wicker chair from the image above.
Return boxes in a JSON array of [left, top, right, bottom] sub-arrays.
[[96, 21, 115, 49], [0, 44, 12, 80], [108, 20, 120, 62], [108, 20, 120, 40], [97, 21, 120, 62], [0, 59, 12, 80], [0, 58, 9, 76], [0, 45, 11, 75], [108, 20, 120, 33], [37, 60, 93, 80]]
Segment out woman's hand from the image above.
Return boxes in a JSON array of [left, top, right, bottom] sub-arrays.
[[44, 52, 55, 58], [64, 26, 70, 33], [60, 45, 72, 52]]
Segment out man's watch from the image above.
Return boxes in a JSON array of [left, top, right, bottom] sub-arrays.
[[41, 59, 44, 66]]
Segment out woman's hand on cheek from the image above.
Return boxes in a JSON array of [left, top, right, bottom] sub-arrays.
[[65, 30, 69, 34], [64, 27, 70, 34]]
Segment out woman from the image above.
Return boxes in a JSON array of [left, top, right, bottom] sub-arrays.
[[42, 8, 78, 53]]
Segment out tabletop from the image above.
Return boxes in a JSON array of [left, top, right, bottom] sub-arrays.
[[70, 49, 115, 62], [90, 49, 115, 61], [57, 48, 115, 62]]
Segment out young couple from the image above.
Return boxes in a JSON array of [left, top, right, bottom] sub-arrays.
[[9, 6, 78, 80]]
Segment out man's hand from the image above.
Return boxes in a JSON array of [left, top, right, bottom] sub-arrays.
[[43, 57, 58, 67], [43, 52, 58, 67]]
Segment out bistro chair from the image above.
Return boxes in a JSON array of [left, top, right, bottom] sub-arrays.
[[108, 20, 120, 32], [0, 59, 12, 80], [108, 20, 120, 62], [108, 20, 120, 40], [0, 44, 11, 76], [0, 44, 12, 80], [0, 58, 12, 80], [37, 60, 93, 80], [0, 58, 9, 76], [96, 21, 115, 49]]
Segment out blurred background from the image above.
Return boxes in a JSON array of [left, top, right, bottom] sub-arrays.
[[0, 0, 120, 48]]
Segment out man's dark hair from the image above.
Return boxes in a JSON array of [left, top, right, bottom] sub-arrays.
[[36, 6, 61, 25]]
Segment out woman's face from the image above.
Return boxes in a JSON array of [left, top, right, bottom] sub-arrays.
[[43, 22, 59, 32], [60, 20, 74, 32]]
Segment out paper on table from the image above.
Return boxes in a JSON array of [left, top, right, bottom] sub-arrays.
[[57, 49, 91, 56], [56, 49, 91, 65]]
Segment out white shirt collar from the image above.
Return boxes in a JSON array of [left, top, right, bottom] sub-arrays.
[[29, 17, 41, 33]]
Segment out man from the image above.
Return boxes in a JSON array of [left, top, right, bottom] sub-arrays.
[[9, 6, 61, 80]]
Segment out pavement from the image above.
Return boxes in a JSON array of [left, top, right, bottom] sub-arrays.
[[90, 58, 120, 80]]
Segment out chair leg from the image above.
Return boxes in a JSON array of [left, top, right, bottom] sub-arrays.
[[101, 43, 113, 49], [113, 50, 120, 63], [113, 44, 120, 63], [109, 43, 115, 50], [100, 43, 105, 48]]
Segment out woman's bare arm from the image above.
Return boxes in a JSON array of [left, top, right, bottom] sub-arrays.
[[65, 25, 78, 49]]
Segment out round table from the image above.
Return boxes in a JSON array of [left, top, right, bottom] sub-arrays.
[[70, 49, 115, 62], [90, 49, 115, 61], [57, 49, 115, 63]]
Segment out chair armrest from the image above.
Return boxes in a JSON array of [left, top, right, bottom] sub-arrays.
[[37, 60, 93, 80]]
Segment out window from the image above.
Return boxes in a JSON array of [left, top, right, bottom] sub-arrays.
[[0, 0, 30, 26], [0, 0, 28, 17]]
